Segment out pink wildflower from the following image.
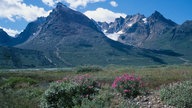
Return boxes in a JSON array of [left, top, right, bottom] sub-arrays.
[[112, 82, 117, 88], [124, 89, 131, 93]]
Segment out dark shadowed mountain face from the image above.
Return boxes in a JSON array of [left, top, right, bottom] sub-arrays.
[[0, 17, 46, 46], [16, 3, 183, 67], [0, 29, 14, 46], [14, 17, 46, 45], [99, 11, 177, 47], [0, 46, 53, 68]]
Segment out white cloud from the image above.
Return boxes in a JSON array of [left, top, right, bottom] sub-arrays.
[[110, 1, 118, 7], [0, 0, 50, 22], [64, 0, 106, 9], [42, 0, 105, 9], [84, 8, 126, 23], [0, 26, 21, 37]]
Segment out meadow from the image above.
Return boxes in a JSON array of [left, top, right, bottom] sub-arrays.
[[0, 65, 192, 108]]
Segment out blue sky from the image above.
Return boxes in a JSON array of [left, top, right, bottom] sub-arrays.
[[0, 0, 191, 36]]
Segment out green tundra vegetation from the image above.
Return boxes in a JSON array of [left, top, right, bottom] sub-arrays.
[[0, 65, 192, 108]]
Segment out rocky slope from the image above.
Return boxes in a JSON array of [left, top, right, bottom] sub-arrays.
[[99, 11, 177, 47]]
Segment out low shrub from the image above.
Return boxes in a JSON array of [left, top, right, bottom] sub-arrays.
[[112, 74, 144, 98], [73, 74, 100, 99], [75, 65, 103, 73], [0, 87, 43, 108], [160, 81, 192, 108], [76, 90, 113, 108], [1, 77, 38, 89], [40, 74, 100, 108], [40, 82, 78, 108]]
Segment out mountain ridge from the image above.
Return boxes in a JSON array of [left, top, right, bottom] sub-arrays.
[[16, 3, 184, 67], [99, 10, 178, 47], [0, 3, 190, 68]]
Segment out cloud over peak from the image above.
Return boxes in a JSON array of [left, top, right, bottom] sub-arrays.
[[42, 0, 105, 9], [65, 0, 106, 9], [84, 8, 126, 23]]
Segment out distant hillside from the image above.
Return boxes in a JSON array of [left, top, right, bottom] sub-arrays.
[[0, 46, 53, 68], [142, 20, 192, 63]]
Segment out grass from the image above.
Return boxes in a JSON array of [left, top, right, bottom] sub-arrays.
[[0, 65, 192, 107], [1, 77, 38, 89]]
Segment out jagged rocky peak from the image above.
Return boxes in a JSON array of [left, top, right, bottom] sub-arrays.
[[133, 13, 145, 20], [98, 10, 179, 46], [56, 2, 67, 9], [50, 2, 71, 16], [124, 13, 146, 27], [46, 2, 99, 32], [125, 14, 145, 21], [115, 16, 125, 23], [18, 2, 105, 51], [148, 11, 177, 26], [150, 11, 164, 19], [54, 2, 71, 12]]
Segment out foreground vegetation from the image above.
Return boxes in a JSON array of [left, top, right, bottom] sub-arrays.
[[0, 65, 192, 108]]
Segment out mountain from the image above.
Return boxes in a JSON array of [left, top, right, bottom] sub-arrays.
[[0, 46, 53, 69], [98, 11, 192, 64], [99, 11, 177, 47], [0, 29, 14, 46], [16, 3, 183, 67], [14, 17, 46, 45], [142, 20, 192, 63], [0, 17, 46, 46], [144, 11, 177, 43], [0, 27, 54, 68]]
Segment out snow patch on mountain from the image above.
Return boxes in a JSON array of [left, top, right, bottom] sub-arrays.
[[142, 18, 147, 24], [127, 23, 134, 27], [104, 30, 124, 41]]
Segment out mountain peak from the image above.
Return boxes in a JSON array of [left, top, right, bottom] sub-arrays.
[[154, 10, 161, 15], [56, 2, 67, 9], [148, 10, 177, 26], [150, 10, 164, 19], [115, 16, 125, 22]]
